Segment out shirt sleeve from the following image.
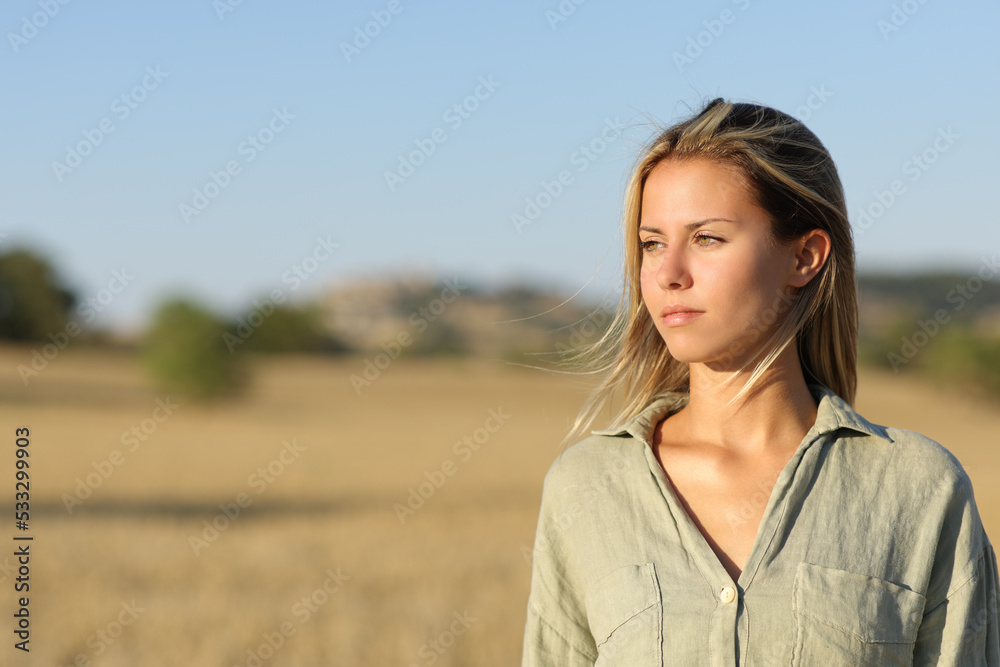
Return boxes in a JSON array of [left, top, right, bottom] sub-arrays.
[[913, 472, 1000, 665], [522, 456, 598, 667]]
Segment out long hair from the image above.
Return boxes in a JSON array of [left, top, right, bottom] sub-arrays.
[[561, 97, 858, 448]]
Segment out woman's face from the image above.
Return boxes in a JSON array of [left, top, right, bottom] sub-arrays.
[[638, 158, 804, 368]]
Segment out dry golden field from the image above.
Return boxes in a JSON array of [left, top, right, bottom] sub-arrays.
[[1, 345, 998, 666]]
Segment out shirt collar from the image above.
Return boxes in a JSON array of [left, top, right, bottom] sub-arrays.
[[589, 382, 894, 445]]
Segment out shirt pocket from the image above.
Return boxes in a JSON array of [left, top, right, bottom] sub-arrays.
[[790, 561, 927, 667], [584, 562, 662, 666]]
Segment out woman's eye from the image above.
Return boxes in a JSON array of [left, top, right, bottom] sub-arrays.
[[641, 235, 720, 252]]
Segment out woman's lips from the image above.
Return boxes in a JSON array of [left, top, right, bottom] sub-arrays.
[[662, 311, 704, 327]]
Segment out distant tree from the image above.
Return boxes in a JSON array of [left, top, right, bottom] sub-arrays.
[[142, 297, 248, 399], [0, 249, 75, 340], [227, 302, 350, 354], [409, 319, 470, 356], [917, 324, 1000, 397]]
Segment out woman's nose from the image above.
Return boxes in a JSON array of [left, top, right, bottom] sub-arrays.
[[655, 244, 691, 290]]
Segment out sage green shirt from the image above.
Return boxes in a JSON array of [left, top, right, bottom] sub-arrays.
[[521, 383, 1000, 666]]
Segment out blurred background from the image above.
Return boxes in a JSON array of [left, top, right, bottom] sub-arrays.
[[2, 0, 999, 664]]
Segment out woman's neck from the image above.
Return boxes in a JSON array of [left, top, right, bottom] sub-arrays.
[[672, 342, 820, 455]]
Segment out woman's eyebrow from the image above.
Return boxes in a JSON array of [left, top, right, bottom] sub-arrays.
[[639, 217, 737, 234]]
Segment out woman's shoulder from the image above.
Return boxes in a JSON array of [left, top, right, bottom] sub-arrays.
[[814, 384, 972, 489], [832, 421, 978, 507], [880, 425, 967, 471], [542, 431, 644, 489], [543, 397, 673, 478], [535, 430, 654, 529]]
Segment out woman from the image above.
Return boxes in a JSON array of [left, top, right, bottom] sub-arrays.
[[521, 98, 1000, 666]]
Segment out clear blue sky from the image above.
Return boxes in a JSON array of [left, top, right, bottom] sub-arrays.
[[3, 0, 998, 332]]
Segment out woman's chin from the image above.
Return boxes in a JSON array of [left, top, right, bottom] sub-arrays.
[[663, 344, 712, 365], [664, 339, 745, 368]]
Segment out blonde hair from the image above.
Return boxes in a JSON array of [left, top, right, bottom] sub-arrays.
[[561, 97, 858, 448]]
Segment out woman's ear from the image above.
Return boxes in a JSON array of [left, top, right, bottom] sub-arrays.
[[788, 229, 831, 288]]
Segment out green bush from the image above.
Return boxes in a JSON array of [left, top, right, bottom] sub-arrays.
[[142, 298, 248, 399]]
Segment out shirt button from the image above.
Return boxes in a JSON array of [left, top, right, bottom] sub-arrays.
[[720, 586, 737, 604]]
